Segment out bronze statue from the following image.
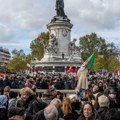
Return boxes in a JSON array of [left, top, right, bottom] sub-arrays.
[[55, 0, 66, 17]]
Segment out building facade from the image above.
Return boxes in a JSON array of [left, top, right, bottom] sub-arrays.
[[0, 47, 11, 66]]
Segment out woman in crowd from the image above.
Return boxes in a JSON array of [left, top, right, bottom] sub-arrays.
[[84, 89, 95, 105], [77, 102, 101, 120], [17, 87, 47, 120], [69, 94, 81, 116], [61, 97, 77, 120]]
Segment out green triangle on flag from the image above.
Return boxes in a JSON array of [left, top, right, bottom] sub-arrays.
[[85, 53, 95, 70], [78, 53, 95, 72]]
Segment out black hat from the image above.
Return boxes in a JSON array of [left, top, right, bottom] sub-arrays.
[[109, 88, 117, 94], [9, 107, 24, 117], [81, 97, 88, 101]]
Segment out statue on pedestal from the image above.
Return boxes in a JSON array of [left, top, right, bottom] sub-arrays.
[[51, 0, 70, 22], [55, 0, 66, 17]]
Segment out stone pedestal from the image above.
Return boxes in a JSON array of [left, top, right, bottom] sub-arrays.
[[47, 17, 72, 57]]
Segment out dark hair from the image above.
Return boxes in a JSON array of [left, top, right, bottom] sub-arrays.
[[9, 91, 18, 99], [0, 88, 4, 95], [81, 97, 88, 102], [81, 102, 95, 114], [94, 93, 103, 110], [9, 107, 24, 118], [104, 108, 120, 120], [109, 88, 117, 94]]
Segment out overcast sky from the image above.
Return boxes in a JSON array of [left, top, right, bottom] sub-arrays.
[[0, 0, 120, 54]]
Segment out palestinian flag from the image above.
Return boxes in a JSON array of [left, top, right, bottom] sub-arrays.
[[77, 53, 95, 78]]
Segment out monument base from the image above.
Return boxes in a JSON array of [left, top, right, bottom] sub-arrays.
[[31, 58, 83, 72]]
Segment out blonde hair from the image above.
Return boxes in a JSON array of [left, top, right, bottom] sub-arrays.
[[62, 98, 72, 116], [4, 86, 10, 92], [20, 87, 33, 96], [4, 86, 10, 97]]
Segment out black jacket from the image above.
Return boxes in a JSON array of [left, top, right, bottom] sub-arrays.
[[18, 95, 47, 120], [32, 109, 46, 120], [63, 113, 78, 120], [97, 107, 108, 120], [108, 96, 118, 108]]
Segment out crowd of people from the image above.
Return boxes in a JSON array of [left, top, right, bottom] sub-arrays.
[[0, 71, 120, 120]]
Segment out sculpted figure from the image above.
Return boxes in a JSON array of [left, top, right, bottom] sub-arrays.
[[55, 0, 66, 17], [40, 34, 58, 54]]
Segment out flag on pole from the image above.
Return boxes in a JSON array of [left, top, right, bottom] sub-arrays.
[[69, 66, 74, 73], [42, 66, 45, 71], [77, 53, 95, 78], [27, 63, 33, 71], [66, 66, 74, 73]]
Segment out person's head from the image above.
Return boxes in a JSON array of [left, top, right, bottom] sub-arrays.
[[55, 91, 63, 101], [50, 98, 62, 110], [94, 93, 103, 110], [42, 89, 52, 98], [98, 95, 109, 108], [108, 88, 117, 99], [81, 102, 95, 119], [4, 86, 10, 97], [69, 94, 77, 103], [9, 107, 24, 120], [50, 88, 57, 96], [85, 89, 95, 100], [44, 105, 58, 120], [99, 81, 103, 87], [20, 87, 33, 101], [103, 88, 110, 96], [81, 97, 88, 105], [92, 85, 99, 93], [9, 91, 18, 99], [104, 108, 120, 120], [44, 98, 61, 120], [62, 98, 72, 116]]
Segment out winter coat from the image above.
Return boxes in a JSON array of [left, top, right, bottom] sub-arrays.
[[108, 96, 118, 108], [0, 108, 8, 120], [77, 70, 88, 90], [63, 113, 78, 120], [77, 112, 101, 120], [8, 98, 17, 111], [97, 107, 108, 120], [32, 109, 46, 120], [18, 95, 47, 120], [0, 95, 8, 120]]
